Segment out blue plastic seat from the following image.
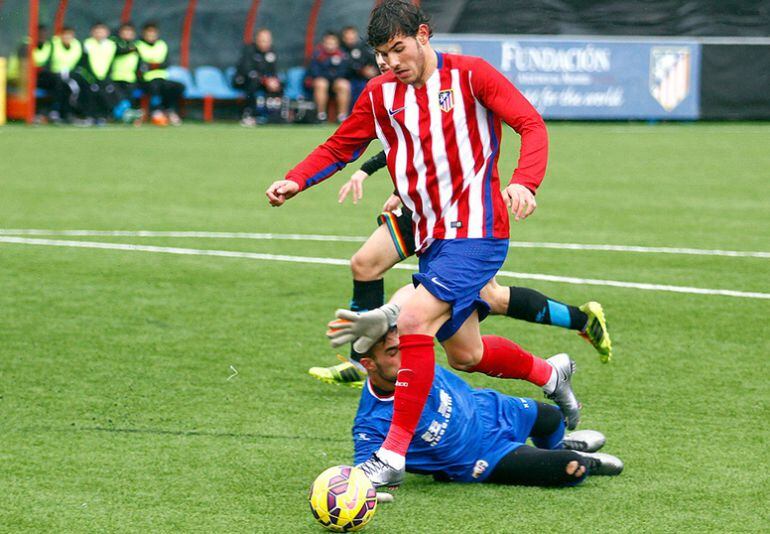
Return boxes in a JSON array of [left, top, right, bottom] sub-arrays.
[[167, 65, 202, 98], [284, 66, 308, 100], [194, 66, 241, 99]]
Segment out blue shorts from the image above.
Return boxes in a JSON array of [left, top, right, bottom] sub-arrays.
[[412, 238, 508, 342], [456, 393, 539, 483]]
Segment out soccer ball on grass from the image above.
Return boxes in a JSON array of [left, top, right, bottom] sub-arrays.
[[308, 465, 377, 532]]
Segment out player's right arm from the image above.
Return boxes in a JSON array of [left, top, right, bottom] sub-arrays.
[[265, 85, 378, 207]]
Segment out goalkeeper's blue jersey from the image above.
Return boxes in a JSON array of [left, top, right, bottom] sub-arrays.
[[352, 365, 538, 482]]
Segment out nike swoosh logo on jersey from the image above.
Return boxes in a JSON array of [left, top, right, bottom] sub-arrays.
[[388, 106, 406, 117]]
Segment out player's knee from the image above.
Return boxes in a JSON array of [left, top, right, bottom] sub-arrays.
[[396, 307, 428, 335], [334, 78, 351, 92], [481, 283, 508, 316], [446, 347, 484, 372], [350, 250, 383, 281]]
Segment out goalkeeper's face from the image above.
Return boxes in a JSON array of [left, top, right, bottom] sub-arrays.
[[364, 330, 401, 385]]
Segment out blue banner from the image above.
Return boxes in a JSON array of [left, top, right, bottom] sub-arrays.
[[432, 35, 701, 120]]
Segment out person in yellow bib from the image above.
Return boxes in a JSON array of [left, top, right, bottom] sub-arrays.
[[110, 22, 143, 124], [136, 22, 184, 126], [73, 22, 120, 125], [43, 26, 83, 123]]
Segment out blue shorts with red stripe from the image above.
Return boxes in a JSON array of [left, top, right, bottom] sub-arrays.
[[412, 238, 508, 342]]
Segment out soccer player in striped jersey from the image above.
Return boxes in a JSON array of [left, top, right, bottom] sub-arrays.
[[266, 1, 554, 487]]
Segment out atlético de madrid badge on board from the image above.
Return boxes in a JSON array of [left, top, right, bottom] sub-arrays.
[[649, 47, 691, 112]]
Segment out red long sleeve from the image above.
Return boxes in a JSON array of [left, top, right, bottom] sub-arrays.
[[285, 86, 377, 191], [470, 58, 548, 193]]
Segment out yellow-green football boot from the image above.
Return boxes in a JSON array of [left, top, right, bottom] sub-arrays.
[[309, 357, 366, 388], [579, 301, 612, 363]]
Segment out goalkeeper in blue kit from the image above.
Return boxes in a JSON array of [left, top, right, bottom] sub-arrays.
[[335, 288, 623, 487]]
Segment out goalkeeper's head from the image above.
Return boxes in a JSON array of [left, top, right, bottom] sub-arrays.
[[357, 327, 400, 386]]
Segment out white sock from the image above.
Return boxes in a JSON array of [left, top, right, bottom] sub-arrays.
[[542, 363, 559, 395], [377, 447, 405, 470]]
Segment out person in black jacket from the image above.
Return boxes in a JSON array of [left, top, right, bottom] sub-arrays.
[[341, 26, 378, 103], [233, 28, 283, 126]]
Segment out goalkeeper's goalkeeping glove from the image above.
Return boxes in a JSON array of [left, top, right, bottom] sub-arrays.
[[326, 303, 401, 353]]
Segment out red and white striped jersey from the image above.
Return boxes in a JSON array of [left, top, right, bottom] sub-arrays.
[[286, 52, 548, 253]]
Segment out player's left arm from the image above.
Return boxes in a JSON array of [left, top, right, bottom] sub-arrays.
[[471, 58, 548, 221], [266, 86, 377, 207]]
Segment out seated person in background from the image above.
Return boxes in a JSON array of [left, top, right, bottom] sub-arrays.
[[136, 22, 184, 127], [42, 26, 83, 123], [73, 22, 119, 126], [234, 28, 283, 127], [340, 26, 378, 103], [109, 22, 143, 124], [28, 24, 54, 122], [308, 31, 351, 123]]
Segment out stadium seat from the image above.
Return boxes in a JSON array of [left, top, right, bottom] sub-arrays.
[[284, 66, 309, 101], [194, 66, 241, 99], [167, 65, 202, 99]]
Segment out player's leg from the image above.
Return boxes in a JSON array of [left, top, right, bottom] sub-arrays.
[[332, 77, 351, 121], [143, 79, 167, 125], [485, 445, 590, 486], [357, 284, 450, 485], [311, 211, 413, 386], [482, 278, 612, 362], [313, 77, 330, 121], [442, 315, 580, 429], [161, 80, 184, 125]]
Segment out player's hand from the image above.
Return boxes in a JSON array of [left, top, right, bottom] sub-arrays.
[[503, 183, 537, 221], [382, 194, 402, 212], [265, 180, 299, 207], [326, 303, 400, 353], [338, 170, 369, 204]]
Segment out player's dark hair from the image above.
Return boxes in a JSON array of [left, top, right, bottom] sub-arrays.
[[142, 22, 159, 31], [367, 0, 432, 48], [60, 26, 75, 34], [91, 21, 108, 29], [322, 30, 339, 40], [119, 22, 135, 31]]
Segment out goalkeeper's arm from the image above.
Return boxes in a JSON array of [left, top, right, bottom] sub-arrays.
[[326, 284, 415, 352]]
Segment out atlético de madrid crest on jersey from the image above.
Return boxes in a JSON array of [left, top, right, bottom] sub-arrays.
[[438, 89, 454, 112]]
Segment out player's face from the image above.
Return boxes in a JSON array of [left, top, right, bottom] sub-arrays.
[[373, 24, 430, 85], [119, 27, 136, 41], [342, 29, 358, 48], [61, 32, 75, 45], [375, 52, 390, 74], [371, 331, 401, 384], [322, 35, 339, 53], [92, 26, 109, 40], [143, 28, 159, 43], [256, 30, 272, 51]]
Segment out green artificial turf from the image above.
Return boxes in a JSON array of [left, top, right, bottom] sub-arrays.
[[0, 122, 768, 532]]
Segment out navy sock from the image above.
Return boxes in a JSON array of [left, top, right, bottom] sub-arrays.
[[349, 279, 384, 361], [350, 279, 384, 312], [507, 287, 588, 331]]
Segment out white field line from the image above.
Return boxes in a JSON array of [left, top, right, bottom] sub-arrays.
[[1, 236, 768, 300], [0, 229, 767, 259]]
